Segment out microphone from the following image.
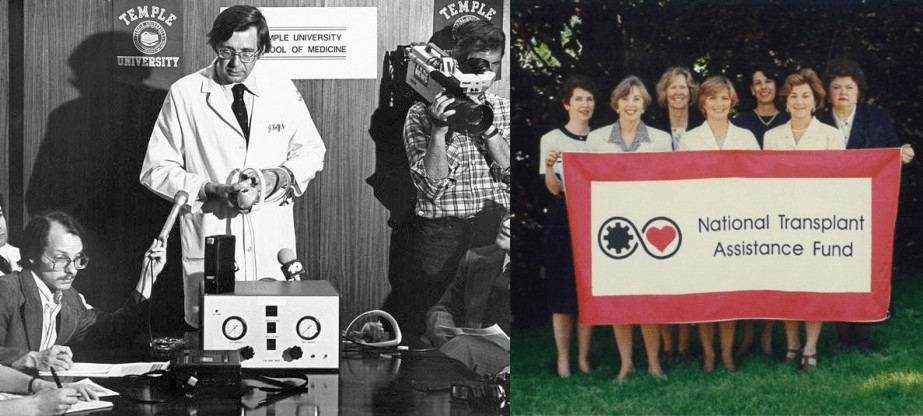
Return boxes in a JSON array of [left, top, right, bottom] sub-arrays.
[[277, 248, 306, 281], [158, 190, 188, 242]]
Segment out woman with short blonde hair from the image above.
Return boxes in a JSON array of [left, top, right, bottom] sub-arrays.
[[587, 75, 671, 381], [651, 67, 704, 150]]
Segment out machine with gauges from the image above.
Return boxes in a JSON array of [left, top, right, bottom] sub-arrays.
[[201, 280, 340, 370]]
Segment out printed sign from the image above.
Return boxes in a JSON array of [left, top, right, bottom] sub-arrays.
[[112, 0, 184, 89], [563, 150, 901, 324], [253, 7, 377, 79]]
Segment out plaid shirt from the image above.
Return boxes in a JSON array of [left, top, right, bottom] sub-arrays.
[[403, 93, 510, 219]]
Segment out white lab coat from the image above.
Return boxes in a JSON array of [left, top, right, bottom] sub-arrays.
[[140, 60, 325, 326]]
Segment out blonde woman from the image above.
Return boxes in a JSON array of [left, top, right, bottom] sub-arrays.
[[651, 67, 705, 150], [677, 76, 758, 372]]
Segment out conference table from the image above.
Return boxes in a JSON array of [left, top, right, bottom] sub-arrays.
[[48, 331, 505, 415]]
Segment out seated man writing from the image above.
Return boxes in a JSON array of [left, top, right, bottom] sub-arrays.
[[0, 211, 165, 370], [425, 217, 510, 376], [0, 364, 99, 414]]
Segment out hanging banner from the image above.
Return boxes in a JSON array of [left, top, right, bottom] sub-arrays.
[[562, 149, 901, 324], [112, 0, 184, 90], [252, 7, 377, 79], [431, 0, 504, 50]]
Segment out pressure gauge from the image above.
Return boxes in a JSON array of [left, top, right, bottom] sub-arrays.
[[296, 316, 321, 340], [222, 316, 247, 341]]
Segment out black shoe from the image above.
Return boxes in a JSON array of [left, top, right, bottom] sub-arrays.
[[833, 339, 850, 351], [857, 339, 871, 354]]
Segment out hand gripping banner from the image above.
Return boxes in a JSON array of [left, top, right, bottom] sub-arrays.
[[562, 149, 901, 324]]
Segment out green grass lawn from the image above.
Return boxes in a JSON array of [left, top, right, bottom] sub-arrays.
[[511, 272, 923, 415]]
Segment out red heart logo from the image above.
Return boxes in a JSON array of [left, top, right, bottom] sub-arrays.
[[646, 226, 676, 253]]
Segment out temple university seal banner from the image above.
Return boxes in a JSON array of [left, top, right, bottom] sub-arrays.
[[431, 0, 504, 53], [112, 0, 184, 90], [562, 149, 901, 324]]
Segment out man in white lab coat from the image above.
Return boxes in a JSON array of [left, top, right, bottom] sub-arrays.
[[140, 5, 326, 327]]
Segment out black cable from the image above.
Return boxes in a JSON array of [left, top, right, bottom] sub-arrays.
[[124, 369, 176, 404]]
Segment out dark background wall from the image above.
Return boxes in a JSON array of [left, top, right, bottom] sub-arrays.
[[511, 0, 923, 326], [0, 0, 510, 331]]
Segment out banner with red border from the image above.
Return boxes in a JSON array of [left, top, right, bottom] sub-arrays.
[[562, 149, 901, 324]]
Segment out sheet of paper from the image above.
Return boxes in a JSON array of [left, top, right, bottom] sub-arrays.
[[438, 323, 510, 339], [72, 378, 119, 397], [40, 361, 169, 378], [66, 399, 113, 414], [0, 392, 113, 413]]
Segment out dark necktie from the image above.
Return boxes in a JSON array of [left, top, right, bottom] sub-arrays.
[[232, 84, 250, 142], [0, 255, 11, 274]]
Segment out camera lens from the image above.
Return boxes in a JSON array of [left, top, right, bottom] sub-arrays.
[[447, 102, 494, 135]]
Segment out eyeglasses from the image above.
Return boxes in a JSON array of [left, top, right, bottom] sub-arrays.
[[217, 49, 258, 63], [43, 253, 90, 271]]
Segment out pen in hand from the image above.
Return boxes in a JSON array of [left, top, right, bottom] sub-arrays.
[[50, 367, 63, 388]]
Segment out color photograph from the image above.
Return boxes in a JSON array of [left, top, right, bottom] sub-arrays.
[[510, 1, 923, 414]]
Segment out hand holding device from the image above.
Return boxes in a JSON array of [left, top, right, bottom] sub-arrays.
[[277, 248, 306, 281]]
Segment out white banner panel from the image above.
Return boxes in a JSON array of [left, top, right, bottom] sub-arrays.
[[591, 177, 872, 296], [254, 7, 377, 79]]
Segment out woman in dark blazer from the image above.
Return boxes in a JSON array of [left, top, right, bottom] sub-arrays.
[[817, 59, 914, 354]]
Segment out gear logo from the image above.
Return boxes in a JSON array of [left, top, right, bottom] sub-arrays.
[[598, 216, 681, 260]]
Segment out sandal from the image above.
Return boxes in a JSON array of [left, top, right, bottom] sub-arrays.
[[782, 348, 801, 363], [800, 354, 818, 372]]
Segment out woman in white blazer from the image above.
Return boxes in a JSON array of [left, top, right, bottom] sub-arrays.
[[676, 76, 757, 374], [677, 76, 759, 152], [764, 68, 845, 372], [763, 69, 845, 151], [587, 76, 670, 381]]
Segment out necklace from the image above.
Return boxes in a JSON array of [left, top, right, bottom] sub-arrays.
[[755, 110, 778, 127], [792, 127, 808, 133]]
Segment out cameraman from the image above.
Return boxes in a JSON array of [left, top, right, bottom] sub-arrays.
[[400, 20, 510, 339]]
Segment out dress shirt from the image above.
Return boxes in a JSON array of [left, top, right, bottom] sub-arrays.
[[404, 94, 510, 219], [831, 105, 857, 148], [219, 72, 258, 131], [31, 272, 62, 351]]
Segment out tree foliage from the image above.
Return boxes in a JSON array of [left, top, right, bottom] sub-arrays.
[[512, 0, 923, 324]]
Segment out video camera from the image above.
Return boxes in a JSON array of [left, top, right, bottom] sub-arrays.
[[405, 42, 495, 135]]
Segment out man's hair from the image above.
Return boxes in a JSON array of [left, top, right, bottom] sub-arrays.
[[207, 5, 272, 55], [451, 20, 506, 62], [0, 191, 5, 214], [19, 211, 86, 269]]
